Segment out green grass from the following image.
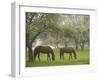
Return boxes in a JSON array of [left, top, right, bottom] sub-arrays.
[[26, 48, 89, 67]]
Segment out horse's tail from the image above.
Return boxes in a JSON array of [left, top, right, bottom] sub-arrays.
[[60, 48, 62, 59], [73, 49, 77, 59], [51, 50, 55, 61]]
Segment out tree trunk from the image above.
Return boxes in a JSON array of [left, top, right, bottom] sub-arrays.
[[75, 40, 78, 50], [27, 44, 33, 61], [56, 42, 59, 48], [75, 44, 78, 50], [26, 31, 44, 61], [80, 42, 85, 51], [64, 41, 68, 47]]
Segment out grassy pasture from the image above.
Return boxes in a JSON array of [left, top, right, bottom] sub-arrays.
[[26, 48, 89, 67]]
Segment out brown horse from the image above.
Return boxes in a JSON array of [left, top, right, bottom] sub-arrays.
[[33, 46, 55, 62], [60, 47, 77, 60]]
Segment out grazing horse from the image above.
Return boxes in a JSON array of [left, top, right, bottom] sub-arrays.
[[60, 47, 77, 60], [33, 46, 55, 62]]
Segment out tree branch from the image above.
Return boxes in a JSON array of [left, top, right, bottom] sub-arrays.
[[29, 26, 49, 45]]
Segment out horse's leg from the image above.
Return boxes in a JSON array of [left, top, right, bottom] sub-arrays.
[[60, 54, 61, 59], [62, 53, 64, 60], [60, 50, 62, 60], [73, 51, 77, 59], [47, 53, 50, 61], [60, 53, 63, 60], [47, 54, 49, 61], [69, 53, 70, 60], [38, 53, 40, 62], [69, 53, 72, 60], [71, 53, 72, 59]]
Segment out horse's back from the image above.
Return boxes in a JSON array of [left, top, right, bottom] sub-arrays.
[[60, 47, 75, 53], [34, 46, 53, 53]]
